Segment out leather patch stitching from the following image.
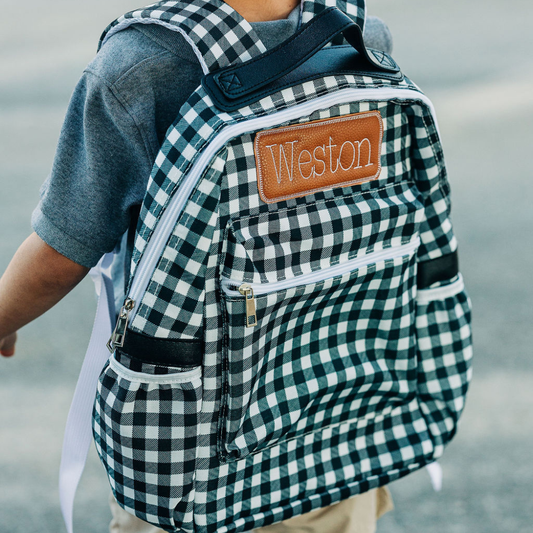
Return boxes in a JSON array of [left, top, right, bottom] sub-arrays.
[[255, 111, 383, 204]]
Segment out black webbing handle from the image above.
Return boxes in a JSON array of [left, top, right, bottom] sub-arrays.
[[209, 7, 399, 101]]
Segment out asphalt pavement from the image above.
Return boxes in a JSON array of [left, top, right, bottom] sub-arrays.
[[0, 1, 531, 532]]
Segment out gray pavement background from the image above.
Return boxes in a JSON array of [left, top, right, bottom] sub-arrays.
[[0, 1, 532, 532]]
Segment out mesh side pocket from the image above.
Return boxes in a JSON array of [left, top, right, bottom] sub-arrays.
[[415, 275, 473, 456], [93, 355, 202, 533]]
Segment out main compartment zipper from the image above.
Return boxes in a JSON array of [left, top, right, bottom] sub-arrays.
[[108, 87, 436, 349], [107, 298, 135, 353], [221, 238, 419, 328]]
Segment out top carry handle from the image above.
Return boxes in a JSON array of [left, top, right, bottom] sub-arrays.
[[204, 7, 400, 108]]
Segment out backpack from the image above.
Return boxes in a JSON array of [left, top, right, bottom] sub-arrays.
[[59, 1, 473, 532]]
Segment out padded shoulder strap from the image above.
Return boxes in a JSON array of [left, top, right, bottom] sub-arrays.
[[301, 0, 366, 32], [98, 0, 267, 73]]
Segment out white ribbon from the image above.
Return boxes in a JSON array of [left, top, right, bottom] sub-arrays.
[[59, 253, 115, 533], [426, 462, 443, 492]]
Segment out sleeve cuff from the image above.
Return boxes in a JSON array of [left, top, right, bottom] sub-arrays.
[[31, 207, 106, 268]]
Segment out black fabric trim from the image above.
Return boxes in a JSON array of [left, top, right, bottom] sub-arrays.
[[418, 251, 459, 289], [118, 329, 203, 368]]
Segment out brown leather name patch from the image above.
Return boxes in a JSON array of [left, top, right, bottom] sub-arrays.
[[255, 111, 383, 204]]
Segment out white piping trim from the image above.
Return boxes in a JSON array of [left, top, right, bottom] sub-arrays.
[[128, 87, 436, 323], [102, 19, 209, 74], [109, 354, 202, 384], [416, 275, 464, 305], [221, 239, 419, 297]]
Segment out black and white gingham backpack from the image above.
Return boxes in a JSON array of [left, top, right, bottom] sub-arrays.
[[59, 1, 473, 532]]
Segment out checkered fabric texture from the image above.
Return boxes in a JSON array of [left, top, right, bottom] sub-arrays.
[[220, 178, 423, 286], [415, 281, 473, 448], [99, 0, 267, 73], [223, 252, 419, 460], [93, 356, 203, 532], [92, 1, 473, 532]]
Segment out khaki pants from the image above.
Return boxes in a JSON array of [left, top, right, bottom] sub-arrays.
[[109, 488, 393, 533]]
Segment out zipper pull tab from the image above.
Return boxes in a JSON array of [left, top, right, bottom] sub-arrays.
[[238, 284, 257, 328], [107, 298, 136, 353]]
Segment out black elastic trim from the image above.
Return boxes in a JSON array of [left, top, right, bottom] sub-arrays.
[[117, 329, 203, 368], [418, 251, 459, 289]]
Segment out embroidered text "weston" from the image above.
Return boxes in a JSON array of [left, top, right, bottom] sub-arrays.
[[255, 111, 383, 204]]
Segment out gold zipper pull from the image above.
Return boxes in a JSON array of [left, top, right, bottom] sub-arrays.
[[238, 284, 257, 328], [107, 298, 136, 353]]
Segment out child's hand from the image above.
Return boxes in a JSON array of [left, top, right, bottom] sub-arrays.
[[0, 332, 17, 357]]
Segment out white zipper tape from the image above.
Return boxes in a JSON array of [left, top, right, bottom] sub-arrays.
[[128, 88, 437, 322], [221, 238, 420, 296]]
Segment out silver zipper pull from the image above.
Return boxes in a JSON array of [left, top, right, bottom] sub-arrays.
[[107, 298, 136, 353], [238, 284, 257, 328]]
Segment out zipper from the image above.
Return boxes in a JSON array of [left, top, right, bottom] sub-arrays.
[[221, 239, 419, 327], [110, 87, 435, 347], [239, 284, 258, 327], [107, 298, 135, 353]]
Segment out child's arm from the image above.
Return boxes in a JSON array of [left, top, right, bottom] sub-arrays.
[[0, 232, 90, 357]]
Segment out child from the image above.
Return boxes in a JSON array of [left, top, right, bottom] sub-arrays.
[[0, 1, 395, 531]]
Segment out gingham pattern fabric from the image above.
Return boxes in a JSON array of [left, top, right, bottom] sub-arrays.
[[93, 355, 203, 531], [131, 95, 421, 339], [99, 0, 267, 73], [223, 252, 419, 460], [130, 72, 416, 278], [220, 118, 421, 287], [91, 1, 473, 532], [415, 279, 473, 449]]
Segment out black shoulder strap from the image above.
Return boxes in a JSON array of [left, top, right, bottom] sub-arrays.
[[203, 7, 401, 111]]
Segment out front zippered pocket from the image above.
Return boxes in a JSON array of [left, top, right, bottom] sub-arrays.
[[221, 239, 419, 328], [219, 226, 422, 461], [216, 177, 425, 461]]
